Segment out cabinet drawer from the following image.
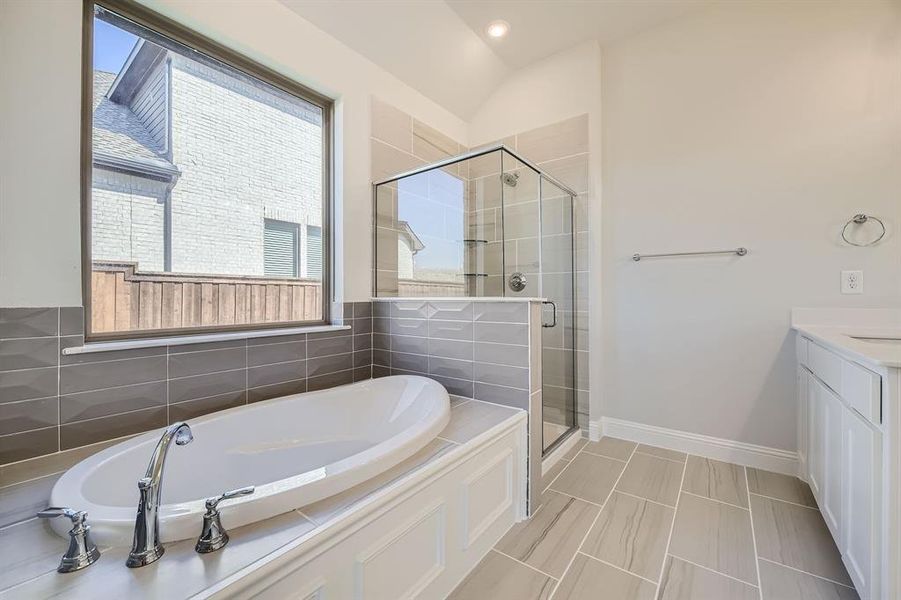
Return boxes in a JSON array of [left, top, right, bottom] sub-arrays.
[[808, 342, 843, 392], [808, 341, 881, 425], [841, 360, 881, 425]]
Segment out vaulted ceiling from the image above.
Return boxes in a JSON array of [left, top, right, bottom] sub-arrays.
[[279, 0, 712, 119]]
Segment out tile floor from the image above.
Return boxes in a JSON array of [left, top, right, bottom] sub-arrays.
[[449, 437, 859, 600]]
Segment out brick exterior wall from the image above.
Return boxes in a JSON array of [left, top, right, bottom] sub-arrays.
[[92, 53, 323, 277]]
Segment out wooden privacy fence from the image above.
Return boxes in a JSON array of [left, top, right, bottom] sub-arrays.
[[91, 262, 322, 333], [397, 279, 466, 297]]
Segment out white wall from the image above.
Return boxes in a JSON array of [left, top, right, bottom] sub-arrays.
[[0, 0, 468, 306], [0, 0, 83, 307], [601, 0, 901, 450]]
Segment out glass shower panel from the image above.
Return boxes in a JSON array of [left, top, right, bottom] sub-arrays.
[[539, 177, 576, 451], [464, 150, 504, 296], [500, 152, 541, 298], [373, 164, 470, 297]]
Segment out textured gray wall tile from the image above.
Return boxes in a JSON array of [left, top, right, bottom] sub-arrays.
[[308, 335, 353, 358], [429, 356, 473, 380], [60, 381, 166, 424], [353, 302, 372, 318], [474, 382, 529, 409], [352, 317, 372, 335], [247, 360, 305, 388], [307, 353, 353, 377], [390, 318, 428, 337], [353, 350, 372, 368], [474, 363, 529, 389], [0, 427, 58, 463], [0, 308, 57, 339], [170, 391, 246, 421], [343, 303, 354, 319], [0, 367, 58, 403], [0, 337, 58, 371], [247, 333, 306, 346], [373, 317, 390, 334], [248, 379, 305, 403], [427, 338, 472, 361], [168, 346, 246, 379], [373, 302, 391, 318], [169, 339, 244, 354], [59, 307, 84, 336], [308, 369, 353, 391], [390, 301, 429, 319], [0, 397, 57, 435], [391, 351, 428, 373], [428, 319, 472, 341], [353, 333, 372, 351], [353, 366, 372, 382], [373, 333, 390, 350], [391, 335, 428, 354], [473, 302, 528, 323], [372, 365, 391, 378], [474, 322, 528, 345], [308, 327, 351, 342], [60, 356, 167, 395], [427, 301, 472, 321], [247, 340, 306, 367], [430, 374, 473, 399], [60, 406, 167, 450], [372, 349, 390, 366], [168, 368, 246, 404], [474, 342, 529, 367]]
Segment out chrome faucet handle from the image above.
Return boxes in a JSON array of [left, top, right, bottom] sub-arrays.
[[195, 486, 254, 554], [38, 507, 101, 573]]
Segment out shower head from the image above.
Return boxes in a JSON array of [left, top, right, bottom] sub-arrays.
[[501, 172, 519, 187]]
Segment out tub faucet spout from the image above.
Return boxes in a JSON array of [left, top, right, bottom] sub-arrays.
[[126, 422, 193, 568]]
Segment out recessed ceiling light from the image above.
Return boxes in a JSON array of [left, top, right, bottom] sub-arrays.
[[486, 20, 510, 39]]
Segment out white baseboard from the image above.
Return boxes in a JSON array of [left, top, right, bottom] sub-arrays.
[[593, 416, 799, 476]]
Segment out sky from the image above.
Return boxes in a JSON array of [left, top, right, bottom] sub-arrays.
[[94, 18, 138, 74]]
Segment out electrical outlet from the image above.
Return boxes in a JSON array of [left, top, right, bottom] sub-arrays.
[[842, 270, 863, 294]]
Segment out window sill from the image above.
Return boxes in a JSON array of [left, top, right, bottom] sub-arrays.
[[62, 324, 351, 356]]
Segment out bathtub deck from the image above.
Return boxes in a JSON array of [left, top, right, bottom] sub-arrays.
[[0, 398, 522, 599]]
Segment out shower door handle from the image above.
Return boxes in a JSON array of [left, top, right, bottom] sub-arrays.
[[542, 300, 557, 328]]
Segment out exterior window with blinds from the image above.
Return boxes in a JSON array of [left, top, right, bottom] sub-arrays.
[[306, 225, 322, 280], [83, 0, 331, 339], [264, 219, 300, 278]]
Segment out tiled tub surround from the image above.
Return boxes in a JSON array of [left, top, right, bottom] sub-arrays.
[[0, 398, 525, 598], [450, 436, 859, 600], [371, 299, 541, 410], [0, 304, 373, 465]]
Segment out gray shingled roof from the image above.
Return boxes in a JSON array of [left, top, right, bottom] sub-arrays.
[[93, 71, 174, 172]]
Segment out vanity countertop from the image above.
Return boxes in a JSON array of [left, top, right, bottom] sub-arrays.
[[0, 398, 524, 600], [791, 308, 901, 369]]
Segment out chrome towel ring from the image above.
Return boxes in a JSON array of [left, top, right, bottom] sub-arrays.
[[841, 214, 886, 247]]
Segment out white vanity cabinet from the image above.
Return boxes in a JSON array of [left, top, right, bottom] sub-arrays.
[[797, 335, 883, 599]]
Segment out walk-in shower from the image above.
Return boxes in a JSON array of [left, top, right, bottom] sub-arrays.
[[372, 145, 580, 453]]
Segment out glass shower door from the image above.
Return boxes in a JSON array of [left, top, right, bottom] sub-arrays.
[[538, 177, 577, 452]]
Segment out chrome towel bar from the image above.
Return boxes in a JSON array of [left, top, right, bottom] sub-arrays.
[[632, 247, 748, 261]]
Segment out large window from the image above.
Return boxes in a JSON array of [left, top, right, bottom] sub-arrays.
[[84, 1, 331, 339]]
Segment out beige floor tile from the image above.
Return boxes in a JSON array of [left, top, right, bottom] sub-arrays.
[[669, 492, 758, 585], [448, 550, 555, 600], [658, 555, 759, 600], [635, 444, 687, 462], [540, 457, 570, 492], [615, 453, 684, 506], [581, 491, 674, 581], [496, 491, 600, 578], [750, 495, 852, 586], [748, 467, 817, 508], [561, 437, 588, 461], [759, 559, 859, 600], [552, 553, 656, 600], [682, 456, 749, 508], [550, 452, 626, 505], [583, 437, 636, 461]]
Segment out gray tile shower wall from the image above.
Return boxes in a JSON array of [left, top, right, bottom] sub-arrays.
[[0, 303, 373, 465], [372, 299, 539, 411]]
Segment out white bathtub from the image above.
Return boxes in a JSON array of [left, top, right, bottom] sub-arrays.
[[50, 375, 450, 546]]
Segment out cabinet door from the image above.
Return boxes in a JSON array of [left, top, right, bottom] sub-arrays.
[[842, 407, 881, 599], [820, 379, 844, 541], [798, 367, 809, 477], [807, 372, 823, 499]]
